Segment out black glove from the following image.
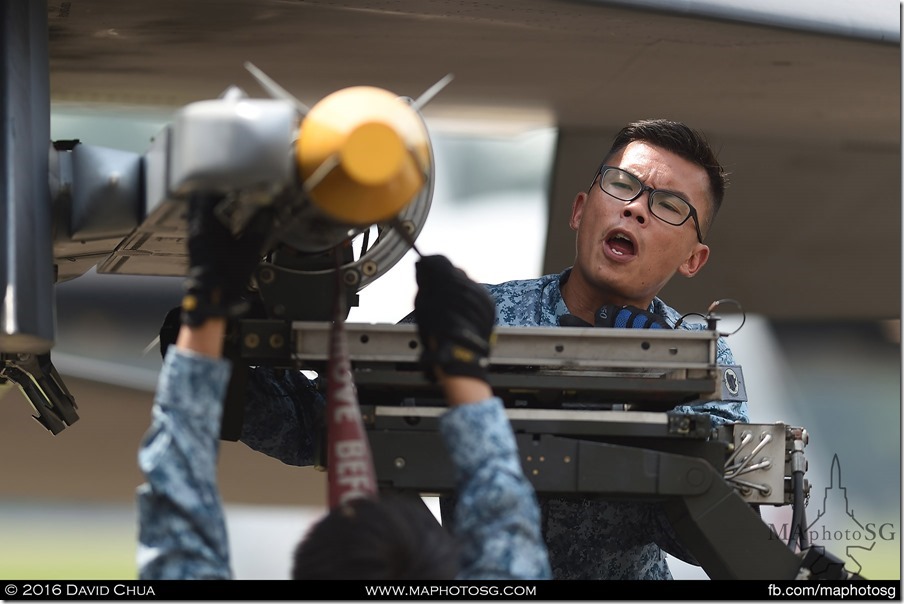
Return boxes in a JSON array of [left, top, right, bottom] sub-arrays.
[[414, 255, 496, 382], [180, 192, 271, 327], [158, 305, 182, 359], [559, 304, 671, 329]]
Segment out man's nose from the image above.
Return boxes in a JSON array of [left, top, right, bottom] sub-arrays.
[[622, 191, 650, 225]]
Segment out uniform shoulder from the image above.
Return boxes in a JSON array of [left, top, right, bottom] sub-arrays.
[[651, 296, 684, 326], [484, 273, 561, 295]]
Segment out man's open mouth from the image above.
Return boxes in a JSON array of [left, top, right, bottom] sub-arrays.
[[606, 232, 636, 256]]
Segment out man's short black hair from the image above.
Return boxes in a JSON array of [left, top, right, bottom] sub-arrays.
[[605, 119, 729, 234], [291, 493, 460, 580]]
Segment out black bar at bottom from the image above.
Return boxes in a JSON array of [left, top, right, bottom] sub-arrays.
[[1, 579, 900, 601]]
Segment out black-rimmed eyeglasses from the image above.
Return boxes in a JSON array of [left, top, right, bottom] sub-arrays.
[[591, 165, 704, 243]]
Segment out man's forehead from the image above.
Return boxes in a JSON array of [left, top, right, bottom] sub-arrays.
[[609, 141, 710, 198]]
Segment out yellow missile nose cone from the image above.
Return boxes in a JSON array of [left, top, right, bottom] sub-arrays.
[[296, 86, 430, 226], [340, 121, 405, 186]]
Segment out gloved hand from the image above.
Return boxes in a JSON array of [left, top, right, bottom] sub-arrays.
[[414, 255, 496, 382], [559, 304, 671, 329], [180, 192, 271, 327], [158, 305, 182, 359]]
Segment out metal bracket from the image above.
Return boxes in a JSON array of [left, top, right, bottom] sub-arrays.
[[281, 321, 724, 410], [1, 352, 79, 434]]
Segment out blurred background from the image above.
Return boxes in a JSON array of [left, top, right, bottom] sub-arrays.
[[0, 0, 899, 582]]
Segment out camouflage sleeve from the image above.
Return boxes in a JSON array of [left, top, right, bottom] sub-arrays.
[[238, 367, 326, 467], [439, 399, 551, 580], [136, 347, 233, 579]]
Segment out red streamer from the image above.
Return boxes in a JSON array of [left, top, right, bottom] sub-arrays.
[[325, 250, 379, 508]]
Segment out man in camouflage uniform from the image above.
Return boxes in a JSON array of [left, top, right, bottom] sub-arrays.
[[138, 195, 551, 579], [233, 118, 748, 579]]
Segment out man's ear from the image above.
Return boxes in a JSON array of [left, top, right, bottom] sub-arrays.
[[569, 192, 588, 230], [678, 244, 710, 278]]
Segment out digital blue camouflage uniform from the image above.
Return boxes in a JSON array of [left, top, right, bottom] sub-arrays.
[[238, 267, 749, 580], [136, 347, 551, 580], [477, 268, 748, 580]]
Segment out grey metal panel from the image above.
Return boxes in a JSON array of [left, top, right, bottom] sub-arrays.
[[283, 321, 722, 407], [587, 0, 901, 44], [291, 321, 718, 369], [70, 144, 142, 240], [0, 0, 55, 352], [168, 96, 296, 196]]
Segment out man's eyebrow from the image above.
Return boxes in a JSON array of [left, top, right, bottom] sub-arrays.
[[660, 185, 694, 202], [619, 165, 694, 202]]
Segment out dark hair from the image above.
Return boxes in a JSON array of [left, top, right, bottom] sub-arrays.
[[604, 119, 729, 234], [291, 493, 461, 580]]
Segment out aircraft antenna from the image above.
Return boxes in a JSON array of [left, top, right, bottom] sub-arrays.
[[411, 73, 454, 111], [243, 61, 310, 115]]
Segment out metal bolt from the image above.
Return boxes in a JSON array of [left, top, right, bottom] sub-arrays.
[[258, 267, 276, 284], [343, 270, 360, 286]]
